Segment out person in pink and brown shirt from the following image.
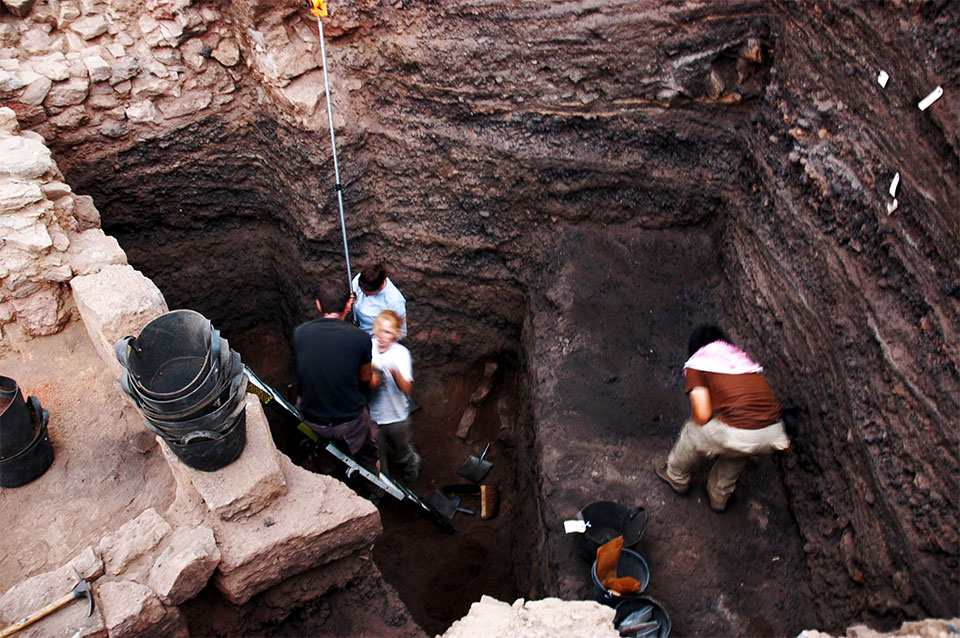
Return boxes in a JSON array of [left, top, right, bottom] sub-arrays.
[[656, 325, 790, 513]]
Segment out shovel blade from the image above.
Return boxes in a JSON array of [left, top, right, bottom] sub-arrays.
[[456, 443, 493, 483]]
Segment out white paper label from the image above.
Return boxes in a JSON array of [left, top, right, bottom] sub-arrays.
[[918, 86, 943, 111], [877, 70, 889, 88], [564, 519, 588, 534], [889, 172, 900, 198]]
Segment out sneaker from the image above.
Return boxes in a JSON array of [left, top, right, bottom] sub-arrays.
[[654, 464, 689, 495]]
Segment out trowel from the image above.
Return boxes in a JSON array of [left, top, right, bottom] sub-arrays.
[[456, 443, 493, 483], [428, 488, 475, 520]]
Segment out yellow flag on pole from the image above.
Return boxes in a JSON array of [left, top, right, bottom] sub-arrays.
[[307, 0, 327, 18]]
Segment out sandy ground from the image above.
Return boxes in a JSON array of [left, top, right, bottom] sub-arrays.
[[0, 321, 174, 589]]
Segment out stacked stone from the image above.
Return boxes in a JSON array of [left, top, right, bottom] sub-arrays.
[[0, 106, 126, 352], [0, 0, 242, 142]]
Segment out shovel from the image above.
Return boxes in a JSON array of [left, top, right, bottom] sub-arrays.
[[456, 443, 493, 483], [429, 489, 474, 520]]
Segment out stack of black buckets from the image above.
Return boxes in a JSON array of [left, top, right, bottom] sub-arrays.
[[0, 376, 54, 488], [115, 309, 247, 472]]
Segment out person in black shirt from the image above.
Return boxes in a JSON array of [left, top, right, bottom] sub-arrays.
[[294, 278, 379, 473]]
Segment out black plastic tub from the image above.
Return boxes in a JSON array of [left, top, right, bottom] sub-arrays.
[[160, 403, 246, 472], [0, 397, 54, 488], [575, 501, 649, 561], [591, 547, 650, 608], [0, 375, 33, 458], [614, 595, 671, 637]]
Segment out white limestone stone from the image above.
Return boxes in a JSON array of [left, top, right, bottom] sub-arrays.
[[0, 106, 17, 134], [45, 76, 89, 106], [70, 15, 108, 40], [210, 443, 379, 605], [58, 1, 81, 28], [98, 580, 188, 638], [1, 0, 36, 18], [30, 52, 71, 81], [212, 38, 239, 67], [9, 284, 68, 335], [157, 89, 211, 119], [65, 228, 127, 275], [160, 396, 286, 522], [69, 263, 168, 373], [97, 508, 172, 576], [0, 180, 44, 211], [148, 526, 220, 605], [73, 193, 100, 227], [109, 58, 140, 85], [125, 99, 158, 123], [42, 180, 71, 199], [442, 596, 619, 638], [83, 54, 112, 82], [19, 74, 52, 105], [0, 69, 24, 92]]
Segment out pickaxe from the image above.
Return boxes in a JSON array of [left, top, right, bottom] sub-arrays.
[[0, 568, 94, 637]]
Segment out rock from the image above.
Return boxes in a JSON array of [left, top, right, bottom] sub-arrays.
[[160, 396, 286, 521], [73, 193, 100, 227], [42, 180, 71, 199], [1, 216, 52, 252], [65, 228, 127, 275], [20, 27, 59, 55], [211, 37, 239, 66], [278, 70, 321, 115], [47, 104, 89, 130], [455, 405, 477, 439], [58, 1, 81, 28], [109, 58, 140, 85], [0, 547, 105, 638], [156, 89, 211, 119], [125, 99, 158, 123], [70, 15, 108, 40], [152, 47, 182, 67], [211, 454, 380, 605], [45, 76, 89, 106], [0, 0, 36, 18], [0, 23, 18, 47], [98, 508, 172, 576], [97, 580, 188, 638], [99, 118, 125, 137], [87, 92, 121, 109], [131, 74, 171, 98], [148, 526, 220, 605], [30, 52, 71, 81], [19, 74, 52, 105], [0, 180, 44, 211], [0, 69, 24, 93], [441, 596, 618, 638], [69, 263, 168, 374], [158, 20, 184, 46], [10, 285, 68, 336], [0, 106, 16, 134], [83, 55, 112, 82]]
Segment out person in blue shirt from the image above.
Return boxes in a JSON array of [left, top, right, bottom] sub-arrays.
[[351, 263, 407, 339]]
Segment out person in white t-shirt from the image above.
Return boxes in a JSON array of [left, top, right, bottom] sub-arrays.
[[370, 310, 420, 482]]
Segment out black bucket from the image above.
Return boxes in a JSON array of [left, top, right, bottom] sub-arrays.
[[614, 595, 671, 638], [144, 368, 246, 436], [591, 548, 650, 608], [114, 310, 215, 399], [0, 397, 54, 488], [0, 376, 34, 458], [575, 501, 649, 561], [160, 402, 246, 472], [122, 343, 236, 422]]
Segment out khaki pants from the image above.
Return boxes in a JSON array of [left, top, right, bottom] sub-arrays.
[[665, 417, 790, 509]]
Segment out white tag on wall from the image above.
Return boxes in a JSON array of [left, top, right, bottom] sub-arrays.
[[918, 86, 943, 111], [877, 70, 889, 88], [889, 172, 900, 198]]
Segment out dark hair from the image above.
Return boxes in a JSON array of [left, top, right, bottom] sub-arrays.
[[316, 279, 350, 314], [688, 324, 729, 356], [358, 263, 387, 293]]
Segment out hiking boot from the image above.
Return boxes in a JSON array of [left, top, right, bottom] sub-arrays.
[[655, 464, 689, 496]]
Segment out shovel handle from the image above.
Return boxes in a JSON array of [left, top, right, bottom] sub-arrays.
[[0, 592, 76, 638]]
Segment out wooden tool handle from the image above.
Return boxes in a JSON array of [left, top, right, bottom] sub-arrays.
[[0, 592, 75, 638]]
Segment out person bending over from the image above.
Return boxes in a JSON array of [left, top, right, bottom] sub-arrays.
[[370, 310, 421, 482], [655, 325, 790, 513], [352, 263, 407, 339], [294, 278, 379, 473]]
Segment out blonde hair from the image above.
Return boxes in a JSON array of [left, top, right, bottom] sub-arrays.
[[373, 310, 402, 336]]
